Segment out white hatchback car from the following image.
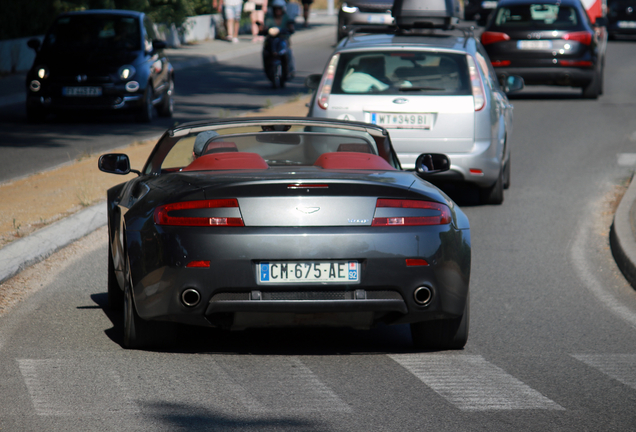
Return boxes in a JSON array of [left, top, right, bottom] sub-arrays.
[[306, 32, 523, 204]]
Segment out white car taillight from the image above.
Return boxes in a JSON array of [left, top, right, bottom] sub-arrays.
[[467, 55, 486, 111], [316, 54, 340, 110]]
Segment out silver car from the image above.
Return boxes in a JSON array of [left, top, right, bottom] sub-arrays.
[[307, 32, 523, 204]]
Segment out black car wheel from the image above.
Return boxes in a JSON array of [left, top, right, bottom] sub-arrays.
[[503, 158, 511, 190], [479, 168, 504, 205], [123, 254, 176, 349], [157, 78, 174, 118], [107, 243, 124, 310], [411, 294, 469, 350], [26, 106, 46, 124], [582, 70, 601, 99], [136, 84, 154, 123]]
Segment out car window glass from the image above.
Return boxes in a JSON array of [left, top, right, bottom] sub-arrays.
[[331, 51, 472, 96], [43, 15, 141, 51], [494, 5, 579, 28]]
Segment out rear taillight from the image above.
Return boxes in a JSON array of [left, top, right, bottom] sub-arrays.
[[467, 55, 486, 111], [491, 60, 511, 67], [559, 59, 593, 67], [562, 31, 592, 45], [481, 31, 510, 45], [154, 199, 244, 227], [316, 54, 340, 110], [372, 199, 451, 226]]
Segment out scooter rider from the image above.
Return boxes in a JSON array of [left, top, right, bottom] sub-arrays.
[[260, 0, 295, 77]]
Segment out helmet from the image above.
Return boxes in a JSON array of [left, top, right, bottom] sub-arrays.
[[271, 0, 286, 9], [193, 130, 220, 157]]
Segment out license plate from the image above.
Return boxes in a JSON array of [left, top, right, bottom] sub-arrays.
[[258, 261, 359, 284], [481, 1, 498, 9], [517, 40, 552, 49], [367, 14, 393, 24], [63, 86, 102, 97], [369, 112, 432, 129], [617, 21, 636, 29]]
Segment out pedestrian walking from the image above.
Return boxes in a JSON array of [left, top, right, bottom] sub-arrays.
[[216, 0, 243, 43], [301, 0, 313, 27], [249, 0, 268, 42]]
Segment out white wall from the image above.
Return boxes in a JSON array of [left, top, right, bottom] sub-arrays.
[[0, 36, 43, 74]]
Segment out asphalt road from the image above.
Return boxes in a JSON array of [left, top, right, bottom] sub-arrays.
[[2, 29, 636, 431]]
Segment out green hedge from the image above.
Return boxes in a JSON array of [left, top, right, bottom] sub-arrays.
[[0, 0, 219, 40]]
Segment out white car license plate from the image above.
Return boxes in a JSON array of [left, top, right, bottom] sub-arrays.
[[369, 112, 432, 129], [63, 86, 102, 97], [367, 14, 393, 24], [258, 261, 359, 284], [617, 20, 636, 29], [517, 40, 552, 49], [481, 1, 498, 9]]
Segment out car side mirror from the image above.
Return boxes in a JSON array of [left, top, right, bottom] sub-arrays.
[[415, 153, 450, 175], [99, 154, 132, 175], [594, 17, 608, 27], [27, 38, 41, 51], [152, 40, 167, 51], [305, 74, 322, 90], [504, 75, 524, 93]]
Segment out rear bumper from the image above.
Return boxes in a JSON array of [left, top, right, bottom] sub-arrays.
[[26, 93, 143, 111], [126, 225, 471, 329], [493, 66, 595, 87]]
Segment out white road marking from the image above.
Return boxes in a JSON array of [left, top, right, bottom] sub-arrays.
[[216, 356, 352, 413], [17, 358, 138, 416], [617, 153, 636, 166], [573, 354, 636, 390], [388, 354, 563, 411]]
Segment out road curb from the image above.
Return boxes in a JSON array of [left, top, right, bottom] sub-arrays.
[[0, 203, 107, 285], [610, 173, 636, 290]]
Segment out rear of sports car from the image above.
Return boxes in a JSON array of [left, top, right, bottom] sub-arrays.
[[123, 171, 470, 336]]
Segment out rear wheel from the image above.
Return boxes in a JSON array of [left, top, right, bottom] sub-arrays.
[[479, 168, 504, 205], [123, 256, 176, 349], [582, 70, 600, 99], [272, 64, 282, 89], [411, 294, 469, 350], [503, 158, 511, 190], [107, 243, 123, 310]]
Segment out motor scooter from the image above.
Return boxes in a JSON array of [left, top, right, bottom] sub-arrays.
[[262, 27, 294, 88]]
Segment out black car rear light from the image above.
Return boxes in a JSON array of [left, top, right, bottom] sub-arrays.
[[372, 199, 451, 226], [154, 199, 244, 227], [562, 31, 592, 45], [481, 31, 510, 45]]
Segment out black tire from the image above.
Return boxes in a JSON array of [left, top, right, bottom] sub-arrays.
[[272, 64, 282, 89], [26, 106, 46, 124], [479, 168, 504, 205], [503, 158, 511, 190], [411, 294, 469, 350], [157, 78, 174, 118], [136, 84, 154, 123], [582, 71, 600, 99], [107, 243, 124, 310], [123, 262, 176, 349]]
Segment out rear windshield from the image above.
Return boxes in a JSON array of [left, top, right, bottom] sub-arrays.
[[493, 4, 579, 28], [43, 15, 141, 51], [331, 51, 471, 96]]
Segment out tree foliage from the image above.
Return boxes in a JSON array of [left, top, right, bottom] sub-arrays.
[[0, 0, 214, 40]]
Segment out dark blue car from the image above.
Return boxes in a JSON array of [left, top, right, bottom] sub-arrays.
[[25, 9, 174, 122]]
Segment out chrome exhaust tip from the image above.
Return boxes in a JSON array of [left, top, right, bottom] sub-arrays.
[[181, 288, 201, 307], [413, 286, 433, 306]]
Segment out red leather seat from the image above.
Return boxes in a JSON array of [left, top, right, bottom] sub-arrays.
[[337, 143, 374, 154], [313, 152, 395, 170], [203, 141, 238, 155], [182, 152, 269, 171]]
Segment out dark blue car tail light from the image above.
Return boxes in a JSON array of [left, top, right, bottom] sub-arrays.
[[154, 199, 244, 227], [562, 31, 593, 45], [372, 199, 451, 226]]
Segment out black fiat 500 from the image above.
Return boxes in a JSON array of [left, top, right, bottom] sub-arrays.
[[25, 9, 174, 123], [481, 0, 607, 98]]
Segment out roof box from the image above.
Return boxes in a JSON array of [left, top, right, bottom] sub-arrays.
[[392, 0, 463, 29]]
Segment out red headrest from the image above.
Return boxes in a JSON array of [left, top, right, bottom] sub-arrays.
[[182, 152, 269, 171], [203, 141, 238, 155], [337, 143, 373, 154], [313, 152, 395, 170]]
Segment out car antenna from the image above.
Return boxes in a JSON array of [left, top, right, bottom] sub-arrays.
[[460, 26, 475, 48]]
